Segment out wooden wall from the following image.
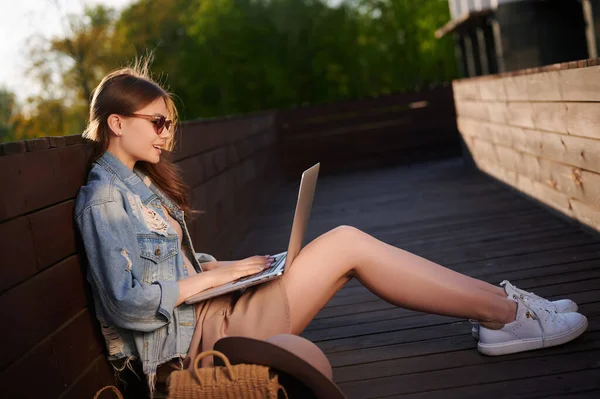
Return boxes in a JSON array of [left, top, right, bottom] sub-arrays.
[[0, 136, 114, 399], [454, 59, 600, 232], [0, 111, 280, 398], [171, 112, 281, 260], [277, 85, 461, 179]]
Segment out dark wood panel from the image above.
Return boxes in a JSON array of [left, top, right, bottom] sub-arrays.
[[0, 255, 87, 369], [278, 86, 454, 125], [282, 102, 456, 137], [397, 368, 600, 399], [172, 113, 275, 162], [52, 309, 104, 388], [0, 216, 37, 293], [59, 355, 114, 399], [176, 153, 206, 188], [0, 340, 64, 399], [340, 346, 600, 398], [278, 87, 459, 177], [409, 231, 595, 267], [333, 315, 600, 384], [179, 132, 275, 197], [29, 200, 77, 271], [326, 301, 599, 371], [0, 145, 87, 222]]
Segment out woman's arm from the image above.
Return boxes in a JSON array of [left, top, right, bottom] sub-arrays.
[[197, 261, 234, 271], [77, 192, 274, 327], [176, 256, 275, 305], [76, 198, 180, 332]]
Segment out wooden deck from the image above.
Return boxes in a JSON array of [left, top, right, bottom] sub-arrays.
[[235, 158, 600, 399]]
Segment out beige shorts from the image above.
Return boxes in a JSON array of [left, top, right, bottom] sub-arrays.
[[185, 277, 291, 368]]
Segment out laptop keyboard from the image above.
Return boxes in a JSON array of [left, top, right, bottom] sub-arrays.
[[234, 254, 285, 283]]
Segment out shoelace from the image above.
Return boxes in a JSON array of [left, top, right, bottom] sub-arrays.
[[501, 281, 543, 302], [512, 293, 559, 347], [501, 280, 558, 312]]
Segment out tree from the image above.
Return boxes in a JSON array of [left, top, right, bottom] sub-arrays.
[[7, 0, 458, 143], [0, 87, 17, 142], [8, 3, 121, 142], [26, 3, 120, 107]]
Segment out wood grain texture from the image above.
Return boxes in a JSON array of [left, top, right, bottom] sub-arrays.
[[0, 216, 38, 293], [463, 134, 600, 209], [29, 200, 77, 271], [52, 309, 104, 388], [566, 102, 600, 139], [0, 145, 87, 222], [459, 117, 600, 174], [457, 100, 600, 140], [452, 80, 481, 101], [0, 255, 87, 370], [532, 102, 568, 134], [526, 70, 563, 101], [560, 65, 600, 101], [58, 355, 114, 399], [0, 340, 65, 399], [234, 158, 600, 398]]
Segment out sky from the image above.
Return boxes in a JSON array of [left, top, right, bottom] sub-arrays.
[[1, 0, 348, 105], [0, 0, 133, 103]]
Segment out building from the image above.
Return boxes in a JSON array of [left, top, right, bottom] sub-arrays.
[[437, 0, 600, 77]]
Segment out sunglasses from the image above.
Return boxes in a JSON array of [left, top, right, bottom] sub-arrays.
[[130, 113, 173, 135]]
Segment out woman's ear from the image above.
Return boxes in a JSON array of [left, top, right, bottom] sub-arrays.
[[107, 114, 123, 136]]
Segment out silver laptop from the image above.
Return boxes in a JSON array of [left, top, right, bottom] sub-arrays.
[[185, 163, 320, 304]]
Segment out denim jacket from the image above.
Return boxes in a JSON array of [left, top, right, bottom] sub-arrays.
[[74, 150, 215, 389]]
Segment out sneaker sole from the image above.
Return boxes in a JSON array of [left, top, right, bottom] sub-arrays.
[[477, 315, 588, 356]]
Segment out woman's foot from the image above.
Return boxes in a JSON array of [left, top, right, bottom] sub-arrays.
[[477, 294, 587, 356], [471, 280, 578, 339]]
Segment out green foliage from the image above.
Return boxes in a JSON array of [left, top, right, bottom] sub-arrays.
[[4, 0, 458, 142], [0, 87, 17, 142]]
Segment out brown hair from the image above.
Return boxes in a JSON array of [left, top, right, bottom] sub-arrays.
[[82, 58, 201, 220]]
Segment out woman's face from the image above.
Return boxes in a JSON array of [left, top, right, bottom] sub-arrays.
[[108, 97, 173, 169]]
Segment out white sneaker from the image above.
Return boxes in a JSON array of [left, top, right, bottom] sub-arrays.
[[471, 280, 578, 339], [477, 294, 587, 356], [500, 280, 578, 313]]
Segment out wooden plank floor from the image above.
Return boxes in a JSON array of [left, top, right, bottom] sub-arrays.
[[235, 158, 600, 399]]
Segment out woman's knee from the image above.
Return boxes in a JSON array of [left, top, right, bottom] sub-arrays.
[[329, 224, 363, 239]]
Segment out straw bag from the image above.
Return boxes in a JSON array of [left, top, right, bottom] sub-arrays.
[[168, 350, 288, 399], [93, 386, 124, 399]]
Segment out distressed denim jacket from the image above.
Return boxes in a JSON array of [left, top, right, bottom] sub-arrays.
[[74, 150, 215, 389]]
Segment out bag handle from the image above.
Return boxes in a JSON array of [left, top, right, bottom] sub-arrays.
[[93, 386, 124, 399], [193, 350, 238, 387]]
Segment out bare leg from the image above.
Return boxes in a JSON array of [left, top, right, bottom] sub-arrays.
[[282, 226, 516, 334]]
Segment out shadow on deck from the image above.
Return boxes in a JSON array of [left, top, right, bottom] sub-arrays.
[[236, 158, 600, 399]]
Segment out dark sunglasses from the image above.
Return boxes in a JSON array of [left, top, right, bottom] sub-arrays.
[[130, 113, 173, 135]]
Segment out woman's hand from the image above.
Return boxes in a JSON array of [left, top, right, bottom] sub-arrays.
[[203, 255, 275, 287], [201, 256, 274, 272], [177, 255, 274, 305]]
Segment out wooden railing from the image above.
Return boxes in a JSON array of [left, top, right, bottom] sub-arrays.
[[0, 87, 459, 398], [454, 58, 600, 233], [277, 85, 461, 178]]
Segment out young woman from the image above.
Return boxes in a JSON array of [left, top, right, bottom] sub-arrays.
[[74, 65, 587, 395]]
